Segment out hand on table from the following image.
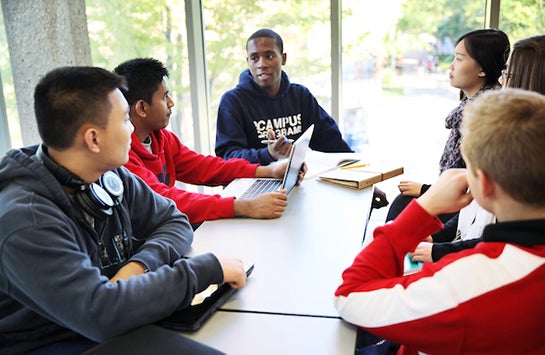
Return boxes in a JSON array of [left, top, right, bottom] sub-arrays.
[[234, 190, 288, 219], [398, 181, 423, 197], [218, 257, 247, 289]]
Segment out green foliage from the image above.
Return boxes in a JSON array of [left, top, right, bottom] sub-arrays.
[[396, 0, 545, 55], [392, 0, 545, 71], [86, 0, 190, 143], [394, 0, 485, 56], [87, 0, 170, 69], [397, 1, 447, 35], [500, 0, 545, 42], [436, 0, 484, 41]]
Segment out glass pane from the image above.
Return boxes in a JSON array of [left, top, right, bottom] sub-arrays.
[[86, 0, 194, 149], [499, 0, 545, 43], [342, 0, 486, 187], [0, 5, 21, 150], [203, 0, 332, 145]]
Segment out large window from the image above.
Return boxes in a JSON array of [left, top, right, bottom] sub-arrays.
[[499, 0, 545, 43], [340, 0, 488, 184], [86, 0, 195, 149], [2, 0, 545, 181], [338, 0, 544, 187], [0, 6, 20, 154], [202, 1, 332, 152]]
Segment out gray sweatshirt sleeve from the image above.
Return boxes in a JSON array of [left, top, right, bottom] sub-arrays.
[[0, 167, 224, 343]]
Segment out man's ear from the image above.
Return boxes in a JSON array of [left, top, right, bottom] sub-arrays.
[[281, 53, 287, 66], [81, 125, 101, 153], [134, 99, 148, 118], [476, 169, 494, 197]]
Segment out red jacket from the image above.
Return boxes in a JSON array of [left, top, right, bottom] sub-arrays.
[[335, 200, 545, 354], [126, 129, 258, 224]]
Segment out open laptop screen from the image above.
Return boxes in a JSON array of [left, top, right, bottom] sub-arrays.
[[281, 124, 314, 194], [220, 124, 314, 199]]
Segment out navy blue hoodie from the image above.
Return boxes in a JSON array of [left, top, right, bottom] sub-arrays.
[[215, 69, 352, 164]]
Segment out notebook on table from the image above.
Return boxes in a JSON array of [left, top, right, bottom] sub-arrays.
[[318, 162, 404, 190], [221, 124, 314, 199], [157, 262, 255, 332]]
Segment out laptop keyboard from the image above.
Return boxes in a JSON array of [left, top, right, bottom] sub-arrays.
[[239, 179, 282, 199]]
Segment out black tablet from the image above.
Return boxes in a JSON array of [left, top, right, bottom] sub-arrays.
[[157, 263, 254, 332]]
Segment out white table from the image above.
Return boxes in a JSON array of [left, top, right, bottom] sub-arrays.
[[185, 310, 357, 355], [187, 178, 371, 317], [184, 152, 373, 354]]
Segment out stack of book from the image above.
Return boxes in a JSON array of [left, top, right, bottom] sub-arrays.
[[318, 161, 404, 190]]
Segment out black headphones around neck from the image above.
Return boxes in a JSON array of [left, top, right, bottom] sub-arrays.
[[36, 145, 124, 219]]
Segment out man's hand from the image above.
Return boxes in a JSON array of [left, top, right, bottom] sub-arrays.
[[255, 160, 286, 179], [265, 129, 292, 161], [233, 190, 288, 219], [255, 160, 307, 185], [410, 242, 433, 263], [109, 261, 147, 283], [417, 169, 473, 217], [398, 181, 423, 196], [217, 257, 247, 289]]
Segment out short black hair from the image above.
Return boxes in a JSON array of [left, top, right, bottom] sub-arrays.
[[34, 66, 127, 149], [113, 58, 170, 106], [246, 28, 284, 53]]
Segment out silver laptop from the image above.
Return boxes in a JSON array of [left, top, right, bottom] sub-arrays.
[[222, 125, 314, 199]]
